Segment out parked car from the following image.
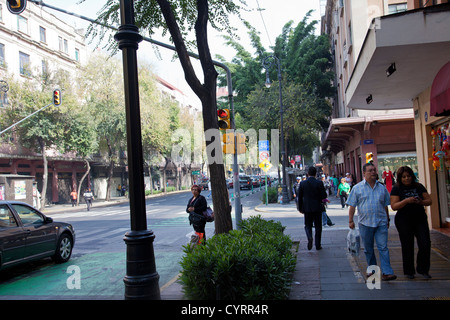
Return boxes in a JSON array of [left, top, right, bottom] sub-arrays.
[[0, 201, 75, 271], [198, 178, 209, 190], [226, 178, 234, 189], [239, 175, 253, 190]]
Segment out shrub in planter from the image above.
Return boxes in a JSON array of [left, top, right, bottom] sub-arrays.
[[179, 216, 296, 300], [261, 187, 278, 203]]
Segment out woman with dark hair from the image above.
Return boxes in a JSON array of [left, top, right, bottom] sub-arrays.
[[186, 185, 208, 243], [390, 166, 432, 279]]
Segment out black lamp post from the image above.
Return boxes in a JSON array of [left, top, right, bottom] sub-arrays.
[[114, 0, 160, 299], [263, 55, 289, 204]]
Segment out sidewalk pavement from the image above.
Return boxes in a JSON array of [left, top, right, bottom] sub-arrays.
[[161, 196, 450, 300]]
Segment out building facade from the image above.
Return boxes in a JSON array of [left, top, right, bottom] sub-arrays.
[[321, 0, 450, 231], [0, 0, 89, 205]]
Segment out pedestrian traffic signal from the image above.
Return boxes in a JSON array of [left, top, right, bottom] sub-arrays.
[[6, 0, 27, 14], [53, 89, 61, 106], [222, 132, 234, 154], [236, 132, 246, 154], [217, 108, 231, 130], [221, 132, 246, 154], [366, 152, 373, 164]]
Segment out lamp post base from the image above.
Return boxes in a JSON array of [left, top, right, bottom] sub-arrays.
[[123, 230, 160, 300]]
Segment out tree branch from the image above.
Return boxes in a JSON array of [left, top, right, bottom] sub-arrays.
[[155, 0, 204, 98]]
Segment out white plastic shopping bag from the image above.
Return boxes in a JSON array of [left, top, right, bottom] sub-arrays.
[[347, 228, 360, 256]]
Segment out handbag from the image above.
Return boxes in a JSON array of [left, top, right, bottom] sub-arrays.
[[189, 212, 206, 225], [203, 206, 214, 222]]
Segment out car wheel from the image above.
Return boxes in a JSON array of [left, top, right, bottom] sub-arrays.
[[53, 233, 73, 263]]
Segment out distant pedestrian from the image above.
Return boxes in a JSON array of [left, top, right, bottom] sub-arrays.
[[206, 181, 212, 198], [337, 178, 351, 209], [347, 163, 397, 281], [390, 166, 432, 279], [83, 188, 94, 211], [293, 176, 301, 204], [332, 175, 339, 196], [186, 185, 208, 244], [70, 189, 77, 207], [296, 166, 328, 250]]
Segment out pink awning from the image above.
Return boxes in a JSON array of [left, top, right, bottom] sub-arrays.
[[430, 61, 450, 117]]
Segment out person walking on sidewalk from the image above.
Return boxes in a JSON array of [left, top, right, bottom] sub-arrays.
[[390, 166, 432, 279], [83, 188, 94, 211], [337, 177, 351, 209], [347, 163, 397, 281], [296, 166, 328, 250], [70, 189, 77, 207]]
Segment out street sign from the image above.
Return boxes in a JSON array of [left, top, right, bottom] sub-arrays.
[[258, 140, 269, 151], [259, 159, 272, 172], [259, 151, 269, 161]]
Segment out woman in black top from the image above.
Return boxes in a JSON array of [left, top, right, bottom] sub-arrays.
[[390, 166, 432, 279], [186, 185, 208, 242]]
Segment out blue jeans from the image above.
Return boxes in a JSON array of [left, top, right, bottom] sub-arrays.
[[359, 223, 394, 275]]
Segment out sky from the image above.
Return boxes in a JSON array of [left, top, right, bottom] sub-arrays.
[[42, 0, 323, 105]]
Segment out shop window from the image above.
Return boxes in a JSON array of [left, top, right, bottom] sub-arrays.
[[377, 152, 418, 182]]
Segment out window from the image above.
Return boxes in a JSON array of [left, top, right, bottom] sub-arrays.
[[39, 26, 46, 43], [19, 51, 30, 76], [17, 16, 28, 34], [63, 39, 68, 53], [0, 43, 5, 68], [41, 59, 48, 75], [0, 4, 3, 22], [12, 204, 44, 225], [388, 3, 408, 14], [58, 36, 63, 51], [75, 48, 80, 62], [0, 205, 18, 228]]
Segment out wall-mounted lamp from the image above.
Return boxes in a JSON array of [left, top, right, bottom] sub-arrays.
[[333, 127, 340, 133], [386, 63, 396, 77], [366, 94, 373, 104]]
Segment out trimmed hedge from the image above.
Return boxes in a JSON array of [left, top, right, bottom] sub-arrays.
[[179, 216, 296, 300]]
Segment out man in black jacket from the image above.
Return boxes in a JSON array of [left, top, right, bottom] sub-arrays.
[[296, 167, 328, 250]]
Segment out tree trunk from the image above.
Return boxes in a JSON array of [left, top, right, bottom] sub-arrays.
[[77, 159, 91, 206], [106, 159, 114, 201], [38, 137, 48, 210], [157, 0, 233, 233]]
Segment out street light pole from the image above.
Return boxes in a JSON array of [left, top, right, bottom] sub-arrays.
[[263, 55, 289, 204], [114, 0, 160, 299]]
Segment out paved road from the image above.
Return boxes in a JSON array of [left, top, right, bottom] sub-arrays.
[[0, 188, 264, 299]]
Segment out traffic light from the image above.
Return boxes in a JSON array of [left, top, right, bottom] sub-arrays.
[[222, 132, 234, 154], [217, 108, 231, 130], [366, 152, 373, 164], [6, 0, 27, 14], [236, 132, 246, 154], [53, 89, 61, 106], [222, 132, 246, 154]]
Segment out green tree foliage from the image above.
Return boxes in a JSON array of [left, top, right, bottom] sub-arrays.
[[91, 0, 248, 234], [218, 11, 333, 159], [0, 70, 95, 207]]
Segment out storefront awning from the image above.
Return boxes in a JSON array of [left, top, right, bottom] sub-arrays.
[[430, 61, 450, 117]]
